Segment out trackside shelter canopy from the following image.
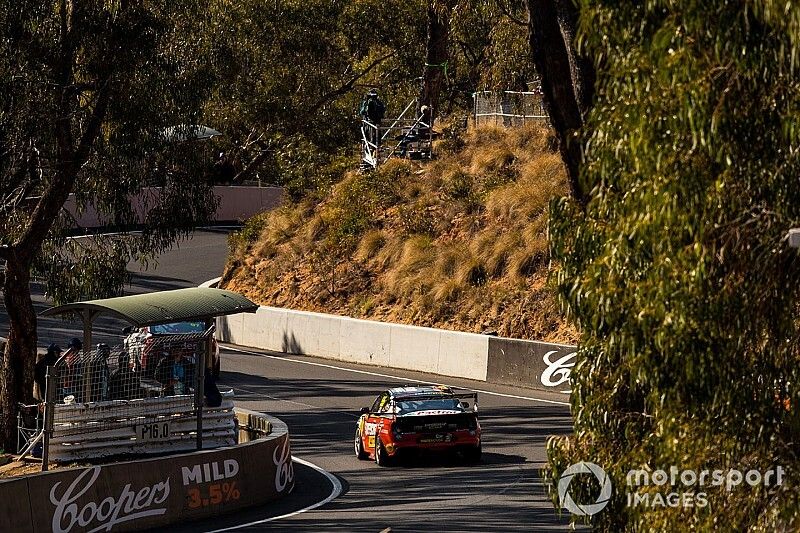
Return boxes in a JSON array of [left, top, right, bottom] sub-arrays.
[[40, 287, 258, 350]]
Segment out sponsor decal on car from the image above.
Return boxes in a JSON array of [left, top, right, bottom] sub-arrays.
[[401, 409, 462, 417]]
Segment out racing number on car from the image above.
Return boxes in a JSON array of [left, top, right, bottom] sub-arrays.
[[366, 423, 378, 448]]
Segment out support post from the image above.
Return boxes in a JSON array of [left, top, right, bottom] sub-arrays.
[[42, 365, 56, 471], [196, 320, 214, 450], [81, 310, 96, 403], [195, 335, 206, 451]]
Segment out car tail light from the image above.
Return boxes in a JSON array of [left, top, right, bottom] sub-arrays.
[[392, 424, 403, 440]]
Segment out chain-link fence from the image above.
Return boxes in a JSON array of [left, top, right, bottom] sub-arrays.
[[473, 90, 547, 127], [42, 328, 224, 464]]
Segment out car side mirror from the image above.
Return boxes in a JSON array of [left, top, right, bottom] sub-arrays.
[[360, 407, 370, 415], [461, 402, 470, 409], [122, 326, 133, 335]]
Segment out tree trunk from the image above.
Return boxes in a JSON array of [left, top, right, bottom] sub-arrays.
[[419, 1, 452, 126], [0, 11, 112, 451], [525, 0, 593, 205], [1, 254, 37, 451]]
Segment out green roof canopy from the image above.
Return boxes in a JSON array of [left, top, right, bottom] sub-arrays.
[[41, 287, 258, 327]]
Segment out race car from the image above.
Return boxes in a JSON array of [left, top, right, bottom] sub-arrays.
[[354, 385, 481, 466]]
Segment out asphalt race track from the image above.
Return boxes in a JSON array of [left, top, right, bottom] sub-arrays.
[[2, 229, 574, 532], [196, 346, 574, 532]]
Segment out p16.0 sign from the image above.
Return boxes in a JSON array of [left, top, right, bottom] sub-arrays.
[[136, 421, 171, 441]]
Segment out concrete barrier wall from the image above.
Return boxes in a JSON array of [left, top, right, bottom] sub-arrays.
[[218, 307, 490, 381], [486, 337, 575, 395], [219, 306, 579, 388], [340, 316, 390, 366], [64, 186, 282, 228], [0, 413, 294, 533]]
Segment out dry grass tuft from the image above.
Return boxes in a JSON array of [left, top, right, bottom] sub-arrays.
[[468, 144, 516, 177], [506, 123, 555, 154], [374, 236, 405, 270], [432, 278, 463, 303], [466, 125, 507, 147], [356, 230, 386, 261], [303, 215, 326, 243], [398, 235, 435, 273]]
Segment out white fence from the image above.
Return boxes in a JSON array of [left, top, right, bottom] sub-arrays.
[[50, 390, 236, 462], [473, 90, 547, 127]]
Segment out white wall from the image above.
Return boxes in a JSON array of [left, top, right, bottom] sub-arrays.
[[63, 186, 282, 228], [218, 307, 489, 381]]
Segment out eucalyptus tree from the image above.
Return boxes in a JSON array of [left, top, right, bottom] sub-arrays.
[[418, 0, 454, 123], [544, 1, 800, 529], [524, 0, 593, 204], [0, 0, 217, 449], [203, 0, 427, 196], [417, 0, 536, 123], [468, 1, 534, 93]]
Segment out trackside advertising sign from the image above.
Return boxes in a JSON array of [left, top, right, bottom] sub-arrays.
[[0, 432, 293, 533], [486, 337, 575, 393]]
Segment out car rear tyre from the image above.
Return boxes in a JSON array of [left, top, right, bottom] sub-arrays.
[[464, 443, 482, 463], [375, 439, 392, 467], [354, 428, 369, 460]]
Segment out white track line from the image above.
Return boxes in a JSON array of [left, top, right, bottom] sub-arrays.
[[204, 456, 343, 532], [233, 384, 359, 418], [223, 345, 570, 407]]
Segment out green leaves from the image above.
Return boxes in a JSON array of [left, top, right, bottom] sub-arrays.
[[1, 0, 220, 302], [549, 1, 800, 530]]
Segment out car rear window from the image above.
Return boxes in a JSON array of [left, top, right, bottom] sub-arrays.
[[396, 397, 463, 414], [150, 322, 206, 335]]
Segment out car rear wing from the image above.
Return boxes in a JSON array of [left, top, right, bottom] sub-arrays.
[[388, 387, 479, 414], [453, 392, 478, 413]]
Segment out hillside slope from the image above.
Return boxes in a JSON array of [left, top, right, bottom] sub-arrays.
[[221, 124, 578, 344]]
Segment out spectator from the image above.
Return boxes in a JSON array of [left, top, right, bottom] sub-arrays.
[[204, 372, 222, 407], [359, 89, 386, 146], [34, 344, 61, 401], [213, 151, 236, 184], [419, 104, 431, 127], [155, 350, 195, 396], [87, 343, 111, 402], [109, 351, 139, 400], [61, 338, 83, 398]]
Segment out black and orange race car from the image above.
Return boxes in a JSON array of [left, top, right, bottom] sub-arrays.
[[354, 385, 481, 466]]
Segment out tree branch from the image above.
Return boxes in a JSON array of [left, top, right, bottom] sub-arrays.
[[233, 148, 271, 184], [306, 52, 396, 117], [496, 0, 528, 26], [19, 71, 114, 257]]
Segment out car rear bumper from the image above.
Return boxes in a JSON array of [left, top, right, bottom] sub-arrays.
[[386, 434, 480, 455]]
